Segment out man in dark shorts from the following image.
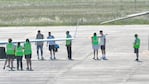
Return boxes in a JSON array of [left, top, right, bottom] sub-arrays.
[[99, 30, 107, 60], [24, 39, 33, 71], [133, 34, 140, 61], [47, 32, 56, 60]]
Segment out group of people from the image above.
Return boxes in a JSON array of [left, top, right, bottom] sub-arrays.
[[35, 30, 72, 60], [91, 30, 141, 61], [3, 29, 141, 71], [3, 30, 72, 71], [3, 38, 32, 71], [91, 30, 107, 60]]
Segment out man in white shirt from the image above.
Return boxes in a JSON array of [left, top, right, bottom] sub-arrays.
[[99, 30, 107, 60], [36, 30, 44, 60], [47, 32, 56, 60]]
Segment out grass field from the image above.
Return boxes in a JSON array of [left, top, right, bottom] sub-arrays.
[[0, 0, 149, 26]]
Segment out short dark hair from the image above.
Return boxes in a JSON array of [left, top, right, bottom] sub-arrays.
[[100, 30, 103, 33], [26, 38, 30, 42], [66, 31, 69, 34], [8, 38, 12, 43], [17, 42, 20, 47], [135, 34, 138, 37], [94, 33, 97, 36], [38, 30, 40, 33]]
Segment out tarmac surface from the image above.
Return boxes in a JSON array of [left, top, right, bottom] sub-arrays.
[[0, 25, 149, 84]]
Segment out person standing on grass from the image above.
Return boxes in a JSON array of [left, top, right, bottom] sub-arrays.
[[15, 42, 23, 71], [36, 30, 44, 60], [66, 31, 72, 60], [4, 38, 15, 70], [47, 32, 56, 60], [99, 30, 108, 60], [133, 34, 141, 61], [91, 33, 100, 60], [24, 39, 33, 71]]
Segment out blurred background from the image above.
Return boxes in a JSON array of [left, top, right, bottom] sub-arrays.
[[0, 0, 149, 26]]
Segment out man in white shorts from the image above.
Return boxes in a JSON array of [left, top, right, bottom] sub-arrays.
[[91, 33, 99, 60]]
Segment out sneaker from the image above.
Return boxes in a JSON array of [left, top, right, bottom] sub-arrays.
[[21, 68, 23, 71], [30, 68, 33, 71], [26, 67, 29, 71], [41, 57, 44, 60], [10, 67, 13, 70], [3, 66, 5, 70], [10, 68, 15, 71], [7, 65, 10, 68], [53, 57, 56, 60], [50, 57, 52, 60], [93, 57, 96, 60], [103, 57, 108, 60], [37, 57, 40, 60], [68, 58, 72, 60], [135, 59, 139, 61]]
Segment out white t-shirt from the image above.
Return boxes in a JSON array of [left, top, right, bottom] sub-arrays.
[[47, 35, 55, 45], [36, 33, 44, 46], [100, 35, 106, 46]]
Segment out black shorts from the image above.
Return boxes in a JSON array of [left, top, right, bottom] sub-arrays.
[[25, 54, 32, 59], [134, 48, 139, 53], [49, 45, 55, 51], [101, 45, 105, 50], [7, 55, 15, 59]]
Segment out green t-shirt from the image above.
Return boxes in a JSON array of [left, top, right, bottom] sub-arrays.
[[15, 46, 23, 56], [66, 34, 72, 46], [6, 43, 15, 55], [24, 42, 32, 55], [133, 38, 140, 49], [92, 36, 99, 45]]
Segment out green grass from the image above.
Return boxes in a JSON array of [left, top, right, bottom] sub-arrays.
[[0, 0, 148, 26]]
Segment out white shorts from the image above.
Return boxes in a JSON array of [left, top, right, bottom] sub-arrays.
[[92, 45, 99, 51]]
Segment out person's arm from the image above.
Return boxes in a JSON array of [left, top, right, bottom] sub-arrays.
[[104, 38, 106, 45], [104, 35, 106, 45], [69, 35, 72, 45], [42, 34, 44, 39], [42, 34, 44, 45], [98, 36, 101, 38], [23, 43, 25, 49], [35, 34, 37, 45], [91, 36, 93, 44], [35, 34, 37, 39], [135, 39, 137, 44], [53, 35, 56, 44], [46, 37, 49, 47]]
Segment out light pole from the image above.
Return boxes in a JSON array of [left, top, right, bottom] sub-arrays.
[[74, 18, 83, 38], [134, 0, 136, 11]]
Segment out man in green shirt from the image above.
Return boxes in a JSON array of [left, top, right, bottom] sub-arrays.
[[133, 34, 140, 61], [4, 38, 15, 70], [24, 39, 33, 71], [91, 33, 99, 60], [15, 42, 23, 70], [66, 31, 72, 60]]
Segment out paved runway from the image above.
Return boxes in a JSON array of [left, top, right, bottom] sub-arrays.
[[0, 25, 149, 84]]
